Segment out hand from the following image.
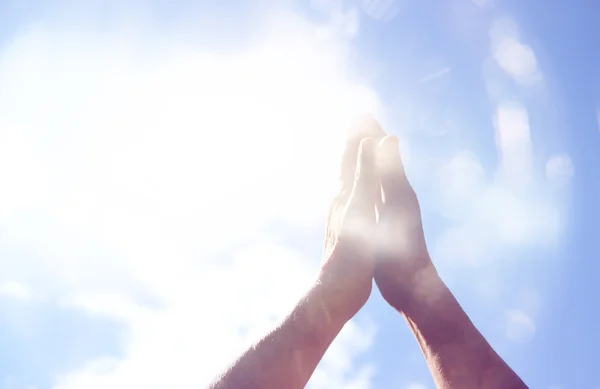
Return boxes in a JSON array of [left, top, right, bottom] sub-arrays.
[[372, 136, 528, 389], [317, 116, 385, 322], [374, 135, 437, 310]]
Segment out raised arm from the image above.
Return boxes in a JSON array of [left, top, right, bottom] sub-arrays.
[[374, 135, 528, 389], [208, 277, 364, 389], [209, 125, 382, 389]]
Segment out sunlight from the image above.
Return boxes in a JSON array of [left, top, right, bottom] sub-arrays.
[[0, 1, 583, 388], [0, 9, 383, 388], [0, 16, 383, 294]]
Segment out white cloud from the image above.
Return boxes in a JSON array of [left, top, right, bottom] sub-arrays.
[[0, 127, 49, 221], [308, 320, 376, 389], [481, 186, 561, 245], [309, 0, 361, 37], [435, 177, 562, 268], [53, 242, 322, 388], [433, 104, 562, 270], [0, 5, 382, 388], [490, 18, 542, 85], [0, 281, 33, 300]]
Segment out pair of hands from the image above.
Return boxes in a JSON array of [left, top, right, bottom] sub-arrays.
[[208, 114, 529, 389], [318, 115, 435, 321]]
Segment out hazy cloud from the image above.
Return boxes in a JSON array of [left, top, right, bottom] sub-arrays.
[[0, 281, 33, 301]]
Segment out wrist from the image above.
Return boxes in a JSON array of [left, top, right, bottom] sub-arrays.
[[289, 280, 354, 346], [315, 271, 371, 322], [315, 249, 374, 322], [377, 258, 442, 312]]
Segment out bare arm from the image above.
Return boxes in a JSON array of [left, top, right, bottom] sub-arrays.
[[388, 262, 527, 389], [374, 135, 528, 389], [209, 122, 382, 389], [209, 278, 355, 389]]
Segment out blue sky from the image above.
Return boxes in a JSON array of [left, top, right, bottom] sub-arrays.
[[0, 0, 598, 388]]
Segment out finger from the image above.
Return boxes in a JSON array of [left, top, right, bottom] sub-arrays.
[[376, 136, 425, 257], [339, 114, 386, 194], [344, 137, 378, 231], [325, 115, 385, 255], [377, 135, 411, 208]]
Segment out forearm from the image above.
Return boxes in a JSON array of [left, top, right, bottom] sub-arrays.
[[208, 280, 350, 389], [394, 265, 528, 389]]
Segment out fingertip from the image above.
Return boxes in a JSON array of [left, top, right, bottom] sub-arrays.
[[377, 135, 407, 194], [349, 114, 386, 141], [354, 137, 378, 197], [378, 135, 399, 151], [339, 116, 384, 192], [378, 135, 402, 169], [345, 137, 379, 228]]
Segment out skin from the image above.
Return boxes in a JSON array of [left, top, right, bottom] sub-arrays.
[[208, 115, 528, 389], [374, 133, 528, 389]]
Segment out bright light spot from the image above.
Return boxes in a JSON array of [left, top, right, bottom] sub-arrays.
[[505, 310, 536, 344], [308, 320, 375, 389], [0, 17, 382, 286], [494, 103, 532, 186], [546, 153, 574, 185], [0, 127, 49, 221], [495, 104, 531, 151], [490, 18, 541, 85], [494, 39, 538, 80], [0, 7, 382, 389], [0, 281, 33, 300]]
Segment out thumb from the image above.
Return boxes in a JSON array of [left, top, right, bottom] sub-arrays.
[[343, 137, 378, 234], [377, 135, 411, 208]]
